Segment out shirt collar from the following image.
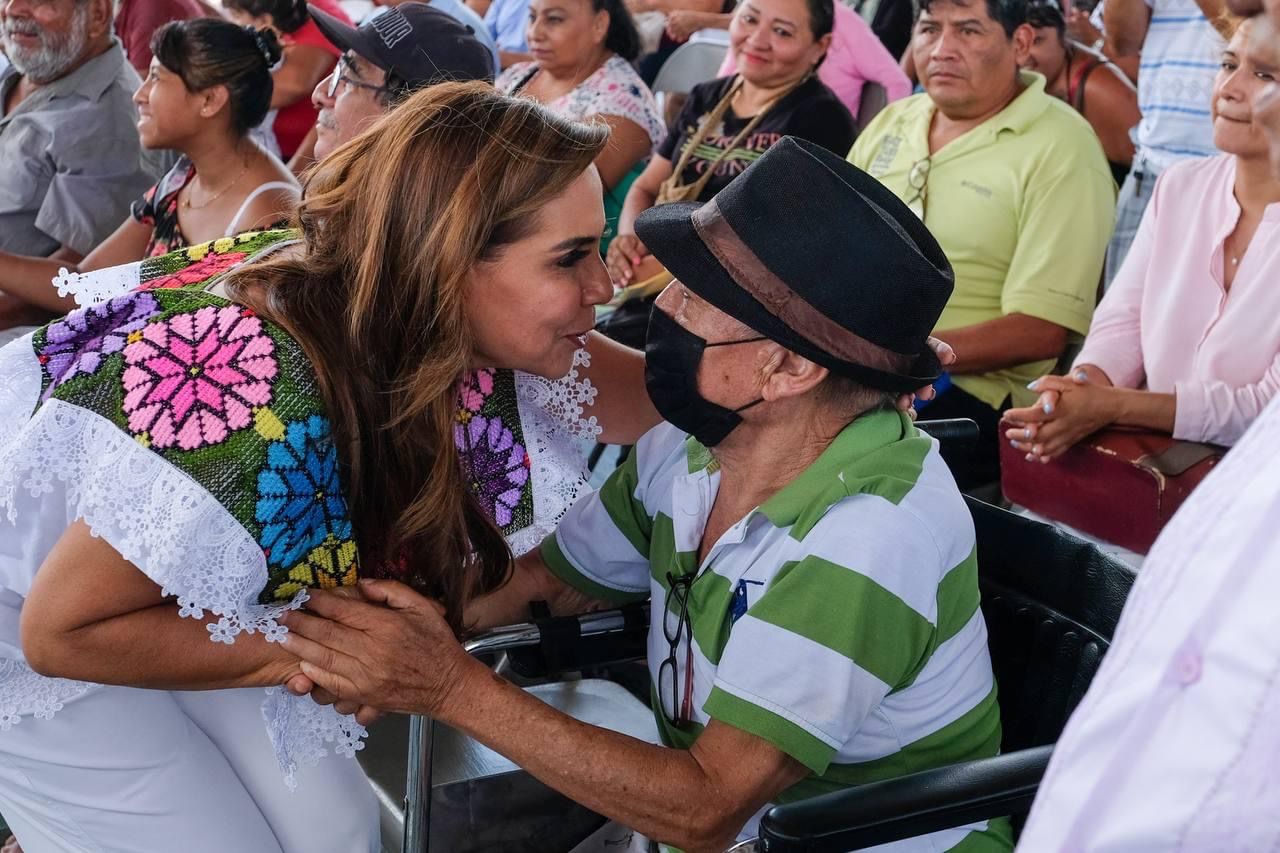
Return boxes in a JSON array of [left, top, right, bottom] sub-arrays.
[[924, 69, 1052, 142], [683, 408, 921, 529]]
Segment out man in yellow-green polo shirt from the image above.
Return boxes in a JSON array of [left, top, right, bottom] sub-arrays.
[[848, 0, 1115, 488]]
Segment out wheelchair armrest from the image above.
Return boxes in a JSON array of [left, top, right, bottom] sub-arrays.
[[915, 418, 980, 450], [463, 604, 650, 676], [758, 744, 1053, 852]]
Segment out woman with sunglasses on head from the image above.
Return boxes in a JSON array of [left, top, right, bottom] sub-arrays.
[[1019, 0, 1140, 185], [605, 0, 855, 289], [0, 18, 298, 341]]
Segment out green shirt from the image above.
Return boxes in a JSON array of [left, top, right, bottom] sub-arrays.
[[542, 412, 1012, 851], [848, 72, 1116, 408]]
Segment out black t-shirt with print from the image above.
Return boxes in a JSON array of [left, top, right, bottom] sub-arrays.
[[655, 74, 856, 202]]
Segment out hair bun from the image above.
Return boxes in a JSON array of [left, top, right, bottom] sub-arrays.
[[248, 25, 282, 68]]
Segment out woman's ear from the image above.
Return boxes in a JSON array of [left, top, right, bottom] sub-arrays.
[[200, 85, 232, 120]]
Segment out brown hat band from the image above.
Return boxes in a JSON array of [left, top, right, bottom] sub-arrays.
[[690, 199, 904, 369]]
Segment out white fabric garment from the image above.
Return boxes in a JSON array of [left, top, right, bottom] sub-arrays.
[[1019, 394, 1280, 850], [0, 685, 378, 853]]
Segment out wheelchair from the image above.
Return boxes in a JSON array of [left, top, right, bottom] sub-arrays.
[[357, 420, 1137, 852]]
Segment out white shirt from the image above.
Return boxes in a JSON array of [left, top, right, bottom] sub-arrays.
[[1019, 394, 1280, 850], [1133, 0, 1222, 170]]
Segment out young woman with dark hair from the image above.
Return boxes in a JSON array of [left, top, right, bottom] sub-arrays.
[[0, 18, 298, 323], [220, 0, 353, 161], [498, 0, 664, 247]]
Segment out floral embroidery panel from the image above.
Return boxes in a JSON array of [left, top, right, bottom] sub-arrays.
[[30, 282, 360, 604]]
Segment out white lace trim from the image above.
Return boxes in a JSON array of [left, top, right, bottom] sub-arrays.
[[0, 337, 365, 788], [53, 262, 142, 309], [510, 348, 601, 556]]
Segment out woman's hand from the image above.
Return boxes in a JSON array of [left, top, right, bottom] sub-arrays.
[[606, 234, 651, 285], [666, 10, 707, 41], [898, 336, 956, 419], [1004, 374, 1120, 461]]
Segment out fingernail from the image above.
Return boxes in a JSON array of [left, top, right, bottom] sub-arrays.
[[1074, 371, 1088, 381], [1026, 380, 1039, 390], [1025, 453, 1036, 462], [1010, 439, 1021, 449], [1024, 428, 1032, 439], [1043, 402, 1054, 414], [359, 578, 375, 587]]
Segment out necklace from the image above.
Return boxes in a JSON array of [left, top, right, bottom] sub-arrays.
[[182, 161, 251, 210]]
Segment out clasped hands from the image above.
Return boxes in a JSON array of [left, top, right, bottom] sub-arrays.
[[1003, 366, 1118, 462], [278, 579, 482, 727]]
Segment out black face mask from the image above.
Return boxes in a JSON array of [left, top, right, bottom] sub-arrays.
[[644, 307, 768, 447]]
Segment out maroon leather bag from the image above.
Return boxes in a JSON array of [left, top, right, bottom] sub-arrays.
[[1000, 427, 1225, 554]]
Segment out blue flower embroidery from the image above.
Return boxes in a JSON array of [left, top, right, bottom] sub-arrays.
[[256, 415, 351, 568]]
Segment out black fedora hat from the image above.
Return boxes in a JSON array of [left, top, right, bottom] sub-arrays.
[[635, 136, 954, 393]]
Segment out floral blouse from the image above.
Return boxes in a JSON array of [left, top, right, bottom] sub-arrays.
[[498, 55, 666, 148], [0, 229, 601, 784], [130, 156, 197, 258]]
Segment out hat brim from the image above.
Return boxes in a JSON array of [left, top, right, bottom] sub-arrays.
[[635, 202, 944, 394], [310, 6, 393, 75]]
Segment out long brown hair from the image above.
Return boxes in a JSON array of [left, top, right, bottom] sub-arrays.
[[227, 82, 608, 630]]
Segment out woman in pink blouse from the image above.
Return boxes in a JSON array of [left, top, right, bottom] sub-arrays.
[[1005, 17, 1280, 459], [715, 0, 910, 117]]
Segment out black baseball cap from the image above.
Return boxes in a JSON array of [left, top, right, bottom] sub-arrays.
[[309, 2, 494, 89]]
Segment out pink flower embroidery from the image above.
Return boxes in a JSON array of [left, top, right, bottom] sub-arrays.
[[458, 368, 496, 413], [122, 305, 277, 450], [141, 251, 248, 290]]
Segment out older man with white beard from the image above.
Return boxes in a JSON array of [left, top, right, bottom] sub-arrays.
[[0, 0, 159, 261]]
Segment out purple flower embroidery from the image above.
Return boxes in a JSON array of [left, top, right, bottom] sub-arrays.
[[456, 415, 530, 528], [37, 292, 160, 399]]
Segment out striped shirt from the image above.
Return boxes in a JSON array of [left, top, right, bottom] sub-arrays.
[[1134, 0, 1223, 170], [542, 411, 1011, 851]]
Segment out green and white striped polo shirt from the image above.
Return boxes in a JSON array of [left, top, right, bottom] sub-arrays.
[[541, 410, 1012, 851]]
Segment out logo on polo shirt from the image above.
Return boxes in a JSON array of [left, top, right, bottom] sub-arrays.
[[868, 135, 902, 178], [372, 7, 414, 49]]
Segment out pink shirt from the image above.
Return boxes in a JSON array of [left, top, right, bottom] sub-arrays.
[[717, 3, 911, 118], [1074, 154, 1280, 446], [1018, 395, 1280, 850]]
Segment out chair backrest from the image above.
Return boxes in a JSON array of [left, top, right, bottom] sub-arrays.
[[856, 82, 888, 132], [966, 497, 1136, 753], [652, 40, 730, 96]]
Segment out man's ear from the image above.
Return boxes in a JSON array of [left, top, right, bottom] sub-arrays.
[[87, 0, 115, 42], [761, 349, 829, 402], [1011, 22, 1035, 65]]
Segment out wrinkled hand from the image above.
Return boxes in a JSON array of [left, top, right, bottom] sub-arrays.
[[1003, 373, 1118, 461], [281, 579, 481, 718], [898, 336, 957, 420], [606, 234, 651, 286], [665, 10, 705, 41], [285, 674, 384, 727]]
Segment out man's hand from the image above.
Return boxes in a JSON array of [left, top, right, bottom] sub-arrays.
[[898, 336, 957, 419], [281, 579, 482, 718]]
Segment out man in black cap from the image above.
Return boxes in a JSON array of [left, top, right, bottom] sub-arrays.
[[280, 137, 1012, 852], [301, 1, 494, 165]]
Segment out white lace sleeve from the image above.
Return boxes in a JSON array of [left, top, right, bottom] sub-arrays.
[[509, 348, 602, 555], [53, 261, 142, 308], [0, 336, 364, 788]]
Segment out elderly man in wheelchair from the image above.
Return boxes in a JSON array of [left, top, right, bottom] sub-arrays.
[[281, 137, 1012, 853]]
